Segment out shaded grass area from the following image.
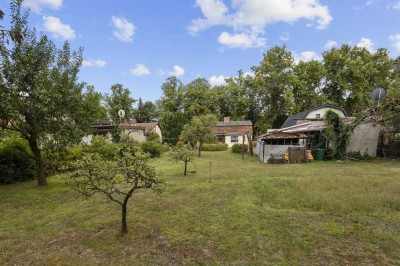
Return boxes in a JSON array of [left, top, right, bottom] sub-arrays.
[[1, 152, 400, 265]]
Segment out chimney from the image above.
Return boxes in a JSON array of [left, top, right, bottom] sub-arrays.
[[224, 117, 230, 123]]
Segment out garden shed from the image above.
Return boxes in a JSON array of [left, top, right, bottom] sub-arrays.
[[257, 132, 312, 163]]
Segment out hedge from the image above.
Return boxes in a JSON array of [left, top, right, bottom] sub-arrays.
[[231, 143, 249, 153], [141, 141, 162, 158], [0, 139, 36, 184], [201, 143, 228, 151]]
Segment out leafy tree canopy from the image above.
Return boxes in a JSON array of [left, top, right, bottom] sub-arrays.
[[105, 83, 136, 123], [180, 114, 218, 157], [0, 0, 102, 185]]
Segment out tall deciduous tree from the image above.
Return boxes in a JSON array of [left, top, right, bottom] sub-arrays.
[[84, 85, 108, 122], [292, 60, 327, 113], [0, 1, 100, 186], [252, 46, 296, 129], [133, 98, 159, 123], [323, 45, 395, 115], [180, 114, 218, 157], [182, 78, 216, 116], [104, 84, 136, 123], [159, 111, 190, 145], [159, 76, 183, 112], [0, 1, 25, 55]]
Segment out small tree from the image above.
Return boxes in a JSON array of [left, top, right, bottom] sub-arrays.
[[171, 145, 197, 176], [67, 148, 164, 235], [180, 114, 218, 157]]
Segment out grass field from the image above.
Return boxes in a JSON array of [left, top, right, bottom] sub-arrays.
[[1, 151, 400, 265]]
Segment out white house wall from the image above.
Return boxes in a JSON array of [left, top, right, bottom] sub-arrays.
[[123, 129, 147, 142], [153, 125, 163, 141], [347, 122, 381, 157], [225, 135, 249, 148], [307, 108, 346, 119]]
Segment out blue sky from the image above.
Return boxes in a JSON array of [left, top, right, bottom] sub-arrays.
[[1, 0, 400, 103]]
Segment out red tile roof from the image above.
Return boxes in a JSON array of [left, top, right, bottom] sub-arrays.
[[212, 121, 253, 135]]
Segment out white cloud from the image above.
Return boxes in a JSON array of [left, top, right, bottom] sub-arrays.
[[129, 64, 151, 76], [168, 65, 185, 77], [389, 34, 400, 52], [82, 59, 107, 68], [294, 51, 321, 63], [356, 37, 375, 52], [23, 0, 62, 13], [188, 0, 230, 34], [189, 0, 332, 48], [209, 75, 228, 86], [280, 32, 290, 42], [393, 1, 400, 10], [366, 0, 381, 6], [243, 71, 255, 78], [112, 16, 135, 42], [42, 16, 76, 40], [324, 40, 338, 50], [218, 32, 266, 48]]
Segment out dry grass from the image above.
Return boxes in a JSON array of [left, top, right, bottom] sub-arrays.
[[1, 152, 400, 265]]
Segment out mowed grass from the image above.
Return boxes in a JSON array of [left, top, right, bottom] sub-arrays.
[[1, 152, 400, 265]]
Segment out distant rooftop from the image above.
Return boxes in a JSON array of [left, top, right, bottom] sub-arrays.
[[215, 121, 253, 127], [281, 104, 348, 128]]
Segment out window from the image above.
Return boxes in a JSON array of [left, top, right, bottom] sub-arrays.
[[231, 136, 239, 143], [315, 113, 321, 118]]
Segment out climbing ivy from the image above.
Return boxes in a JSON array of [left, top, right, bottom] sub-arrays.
[[323, 111, 364, 158]]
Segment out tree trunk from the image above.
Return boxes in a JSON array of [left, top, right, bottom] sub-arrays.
[[198, 142, 202, 157], [184, 160, 187, 176], [121, 203, 128, 235], [247, 133, 254, 156], [27, 135, 47, 186]]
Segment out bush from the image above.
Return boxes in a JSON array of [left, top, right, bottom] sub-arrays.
[[0, 139, 36, 184], [89, 135, 124, 160], [231, 143, 249, 153], [175, 141, 185, 148], [45, 145, 84, 174], [161, 144, 170, 152], [202, 143, 228, 151], [147, 131, 161, 142], [141, 141, 162, 158], [346, 151, 373, 160]]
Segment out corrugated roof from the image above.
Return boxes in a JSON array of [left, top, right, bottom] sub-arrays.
[[281, 104, 348, 128], [259, 132, 308, 140]]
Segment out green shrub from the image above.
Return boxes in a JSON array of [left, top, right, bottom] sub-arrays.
[[141, 141, 162, 158], [89, 135, 123, 160], [346, 151, 373, 160], [0, 139, 36, 184], [231, 143, 249, 153], [175, 141, 185, 148], [161, 144, 170, 152], [45, 145, 84, 174], [202, 143, 228, 151], [147, 131, 161, 142]]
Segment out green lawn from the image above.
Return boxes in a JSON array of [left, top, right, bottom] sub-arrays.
[[1, 152, 400, 265]]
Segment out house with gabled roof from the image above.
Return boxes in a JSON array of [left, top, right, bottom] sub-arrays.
[[212, 117, 253, 147], [256, 104, 381, 162], [82, 120, 162, 143], [280, 104, 348, 128]]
